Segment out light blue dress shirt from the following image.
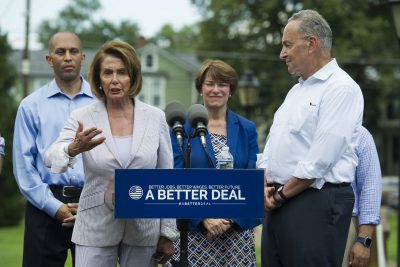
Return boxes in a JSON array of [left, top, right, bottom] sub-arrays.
[[13, 78, 95, 217], [352, 126, 382, 225], [0, 134, 4, 155]]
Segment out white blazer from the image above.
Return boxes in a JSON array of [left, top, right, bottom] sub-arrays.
[[45, 99, 178, 247]]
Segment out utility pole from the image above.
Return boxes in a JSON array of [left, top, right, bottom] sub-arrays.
[[22, 0, 31, 97]]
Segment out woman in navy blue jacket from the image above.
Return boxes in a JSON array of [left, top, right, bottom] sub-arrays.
[[167, 60, 260, 267]]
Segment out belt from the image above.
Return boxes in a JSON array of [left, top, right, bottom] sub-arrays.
[[49, 185, 83, 199], [267, 182, 350, 189], [323, 182, 350, 188]]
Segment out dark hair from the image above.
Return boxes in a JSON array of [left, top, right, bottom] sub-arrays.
[[195, 59, 238, 95], [89, 40, 142, 99]]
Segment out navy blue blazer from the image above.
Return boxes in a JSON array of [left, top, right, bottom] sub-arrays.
[[170, 109, 261, 232]]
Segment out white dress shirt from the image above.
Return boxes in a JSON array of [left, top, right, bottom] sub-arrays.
[[261, 59, 364, 189]]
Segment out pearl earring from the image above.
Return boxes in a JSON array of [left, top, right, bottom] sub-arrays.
[[200, 93, 203, 96], [99, 86, 103, 90]]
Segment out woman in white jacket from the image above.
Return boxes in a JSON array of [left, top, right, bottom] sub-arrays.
[[45, 40, 178, 267]]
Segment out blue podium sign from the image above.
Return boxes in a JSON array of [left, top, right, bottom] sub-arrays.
[[114, 168, 264, 219]]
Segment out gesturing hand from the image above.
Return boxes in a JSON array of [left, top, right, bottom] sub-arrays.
[[68, 121, 106, 157]]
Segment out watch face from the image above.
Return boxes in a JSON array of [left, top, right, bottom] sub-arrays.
[[356, 237, 372, 248]]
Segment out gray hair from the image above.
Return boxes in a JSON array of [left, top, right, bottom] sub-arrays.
[[288, 10, 332, 50]]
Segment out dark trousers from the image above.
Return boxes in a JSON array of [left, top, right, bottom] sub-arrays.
[[261, 184, 354, 267], [22, 198, 78, 267]]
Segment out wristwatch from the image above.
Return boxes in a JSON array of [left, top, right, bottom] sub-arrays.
[[277, 185, 289, 201], [355, 236, 372, 248], [272, 192, 284, 205]]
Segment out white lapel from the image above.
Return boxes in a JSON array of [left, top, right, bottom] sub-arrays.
[[89, 100, 122, 166], [127, 99, 149, 166]]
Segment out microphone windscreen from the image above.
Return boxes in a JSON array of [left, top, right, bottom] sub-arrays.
[[188, 104, 208, 128], [165, 101, 186, 127]]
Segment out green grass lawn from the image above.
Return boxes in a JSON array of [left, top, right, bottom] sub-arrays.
[[0, 213, 397, 267], [0, 220, 24, 267], [388, 208, 398, 263], [0, 220, 72, 267]]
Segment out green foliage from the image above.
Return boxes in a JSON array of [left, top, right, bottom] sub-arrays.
[[301, 0, 400, 132], [0, 31, 24, 226], [150, 23, 199, 51], [191, 0, 400, 140], [191, 0, 295, 137], [37, 0, 140, 49]]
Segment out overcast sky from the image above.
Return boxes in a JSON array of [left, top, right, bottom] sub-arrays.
[[0, 0, 201, 50]]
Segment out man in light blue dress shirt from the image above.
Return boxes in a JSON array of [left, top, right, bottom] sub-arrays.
[[0, 133, 4, 174], [342, 126, 382, 267], [13, 32, 94, 267]]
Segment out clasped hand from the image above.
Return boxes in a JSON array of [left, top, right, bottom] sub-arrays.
[[203, 218, 232, 240], [55, 203, 78, 227], [264, 185, 280, 211], [68, 121, 106, 157]]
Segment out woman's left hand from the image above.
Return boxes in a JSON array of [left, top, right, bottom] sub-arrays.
[[203, 219, 232, 240], [153, 236, 174, 264], [68, 121, 105, 157]]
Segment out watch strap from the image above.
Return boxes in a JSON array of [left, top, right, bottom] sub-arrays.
[[277, 186, 289, 200], [355, 236, 372, 248]]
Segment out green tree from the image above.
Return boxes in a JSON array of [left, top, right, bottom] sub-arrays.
[[191, 0, 400, 138], [151, 23, 199, 51], [37, 0, 140, 49], [0, 31, 23, 226]]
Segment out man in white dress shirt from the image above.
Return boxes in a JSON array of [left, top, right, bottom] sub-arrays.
[[260, 10, 364, 267]]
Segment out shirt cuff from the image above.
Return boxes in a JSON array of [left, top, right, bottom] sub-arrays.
[[256, 153, 267, 169], [49, 143, 77, 173], [43, 196, 64, 218], [293, 162, 325, 189], [358, 214, 381, 225], [160, 220, 180, 242]]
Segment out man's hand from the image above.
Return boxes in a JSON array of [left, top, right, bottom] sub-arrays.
[[348, 243, 370, 267], [203, 219, 232, 240], [153, 236, 174, 264], [68, 121, 105, 157], [0, 155, 4, 175], [264, 185, 279, 211], [55, 203, 77, 227]]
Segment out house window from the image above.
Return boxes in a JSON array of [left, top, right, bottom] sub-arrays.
[[393, 136, 399, 162], [387, 99, 400, 120], [146, 54, 153, 68], [141, 53, 158, 72], [153, 95, 160, 106], [137, 77, 166, 108]]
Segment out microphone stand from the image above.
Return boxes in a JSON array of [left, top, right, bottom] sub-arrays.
[[172, 135, 191, 267], [172, 133, 213, 267]]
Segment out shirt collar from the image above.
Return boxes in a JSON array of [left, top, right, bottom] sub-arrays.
[[45, 76, 94, 99], [299, 58, 337, 84]]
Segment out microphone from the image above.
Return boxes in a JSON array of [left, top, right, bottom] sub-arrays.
[[188, 104, 209, 148], [165, 101, 187, 148]]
